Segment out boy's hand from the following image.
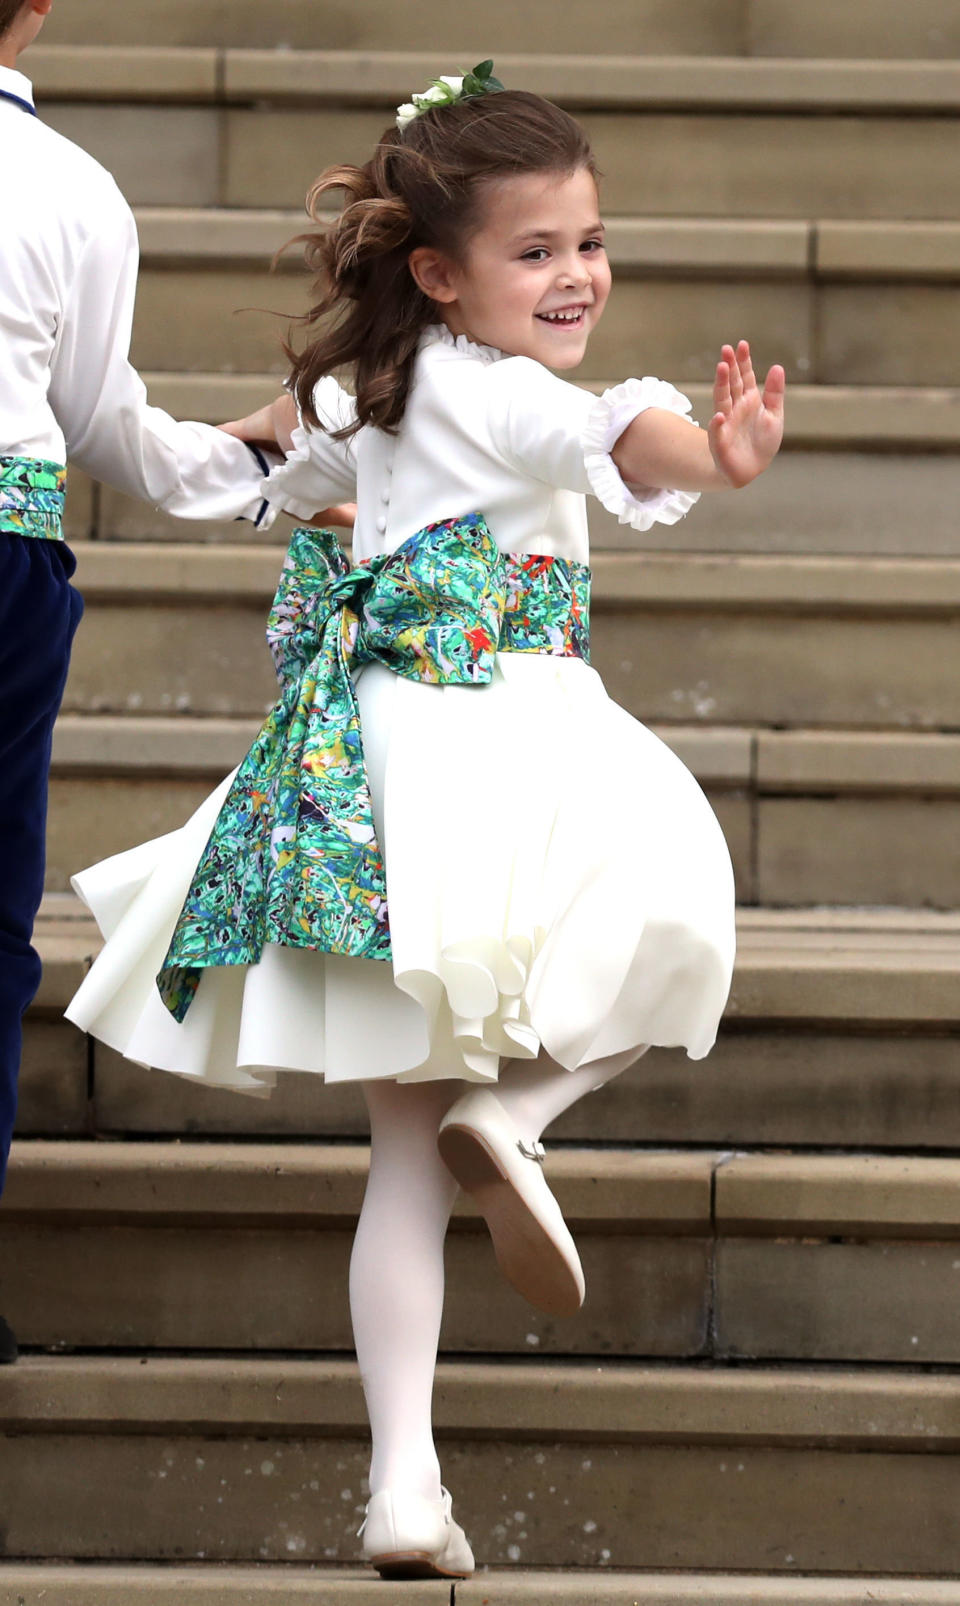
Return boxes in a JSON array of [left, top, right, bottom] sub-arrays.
[[708, 341, 785, 488], [219, 393, 299, 455]]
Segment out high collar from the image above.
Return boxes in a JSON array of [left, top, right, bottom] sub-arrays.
[[420, 323, 503, 366], [0, 64, 36, 114]]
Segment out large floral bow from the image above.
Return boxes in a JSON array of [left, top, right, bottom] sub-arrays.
[[157, 513, 589, 1022]]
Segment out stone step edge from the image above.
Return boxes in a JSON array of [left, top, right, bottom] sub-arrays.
[[1, 1141, 713, 1231], [129, 209, 960, 281], [137, 375, 960, 447], [4, 1354, 960, 1449], [29, 905, 960, 1025], [28, 46, 960, 111], [1, 1564, 957, 1606], [39, 891, 960, 937], [8, 1140, 960, 1238], [49, 715, 960, 796], [69, 542, 960, 610]]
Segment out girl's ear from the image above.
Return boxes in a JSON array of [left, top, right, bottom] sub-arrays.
[[408, 246, 459, 305]]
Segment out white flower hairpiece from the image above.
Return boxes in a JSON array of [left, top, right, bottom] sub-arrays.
[[396, 59, 505, 132]]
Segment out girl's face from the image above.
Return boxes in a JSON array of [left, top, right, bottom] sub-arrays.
[[416, 166, 610, 369]]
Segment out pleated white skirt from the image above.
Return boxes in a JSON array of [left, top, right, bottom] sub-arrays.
[[66, 654, 736, 1093]]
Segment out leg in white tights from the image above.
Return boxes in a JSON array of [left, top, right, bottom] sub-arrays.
[[493, 1044, 648, 1145], [350, 1077, 462, 1501], [351, 1048, 645, 1500]]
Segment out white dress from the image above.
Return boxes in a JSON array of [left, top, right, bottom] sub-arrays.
[[66, 326, 736, 1093]]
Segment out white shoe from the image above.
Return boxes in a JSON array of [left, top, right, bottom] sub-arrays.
[[359, 1486, 475, 1579], [438, 1087, 585, 1317]]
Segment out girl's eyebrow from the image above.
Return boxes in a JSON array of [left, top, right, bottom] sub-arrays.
[[509, 220, 606, 246]]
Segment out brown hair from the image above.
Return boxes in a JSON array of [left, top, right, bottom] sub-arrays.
[[0, 0, 29, 35], [285, 90, 597, 438]]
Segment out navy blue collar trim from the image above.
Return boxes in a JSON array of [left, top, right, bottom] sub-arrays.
[[0, 87, 37, 116]]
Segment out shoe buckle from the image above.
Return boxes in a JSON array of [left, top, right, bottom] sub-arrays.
[[517, 1138, 546, 1164]]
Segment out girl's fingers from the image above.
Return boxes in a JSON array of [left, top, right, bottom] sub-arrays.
[[714, 359, 732, 413], [737, 340, 756, 392], [721, 343, 743, 401], [762, 363, 786, 417]]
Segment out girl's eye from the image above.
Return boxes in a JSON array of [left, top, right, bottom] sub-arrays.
[[580, 238, 605, 254], [521, 248, 550, 263]]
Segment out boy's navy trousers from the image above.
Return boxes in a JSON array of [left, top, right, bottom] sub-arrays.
[[0, 534, 83, 1194]]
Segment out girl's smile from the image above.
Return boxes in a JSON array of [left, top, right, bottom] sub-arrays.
[[409, 166, 611, 370]]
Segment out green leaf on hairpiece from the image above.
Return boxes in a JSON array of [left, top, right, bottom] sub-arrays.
[[485, 74, 505, 91], [472, 60, 495, 80]]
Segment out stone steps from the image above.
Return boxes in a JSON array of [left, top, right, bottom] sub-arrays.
[[19, 901, 960, 1151], [63, 377, 960, 561], [66, 444, 960, 558], [42, 712, 960, 909], [58, 544, 960, 737], [21, 48, 960, 216], [104, 210, 960, 390], [6, 1137, 960, 1364], [130, 374, 960, 451], [14, 11, 960, 1595], [43, 104, 960, 222], [37, 4, 960, 56], [31, 47, 960, 106], [2, 1572, 960, 1606], [3, 1354, 960, 1572], [129, 206, 960, 278]]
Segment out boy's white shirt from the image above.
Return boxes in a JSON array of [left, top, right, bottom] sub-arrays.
[[0, 65, 273, 526]]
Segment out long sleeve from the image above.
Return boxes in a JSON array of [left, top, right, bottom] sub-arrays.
[[47, 181, 272, 525]]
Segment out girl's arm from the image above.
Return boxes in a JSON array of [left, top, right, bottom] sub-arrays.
[[612, 341, 785, 493]]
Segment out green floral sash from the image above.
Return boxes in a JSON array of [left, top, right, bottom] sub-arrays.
[[158, 513, 590, 1021], [0, 456, 67, 541]]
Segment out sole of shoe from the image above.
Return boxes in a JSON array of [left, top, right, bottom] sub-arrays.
[[438, 1122, 583, 1317], [372, 1552, 472, 1580]]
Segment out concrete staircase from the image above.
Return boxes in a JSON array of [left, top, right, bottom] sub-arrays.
[[4, 2, 960, 1598]]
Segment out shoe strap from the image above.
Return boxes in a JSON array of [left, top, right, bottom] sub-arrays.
[[358, 1488, 453, 1537], [517, 1138, 546, 1164]]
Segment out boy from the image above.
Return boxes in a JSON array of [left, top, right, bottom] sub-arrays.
[[0, 0, 278, 1363]]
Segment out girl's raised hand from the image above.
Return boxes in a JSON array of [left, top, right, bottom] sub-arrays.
[[708, 341, 785, 488]]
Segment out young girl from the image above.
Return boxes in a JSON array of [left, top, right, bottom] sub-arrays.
[[67, 70, 784, 1580]]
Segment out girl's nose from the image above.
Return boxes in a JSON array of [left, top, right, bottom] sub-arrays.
[[557, 255, 590, 290]]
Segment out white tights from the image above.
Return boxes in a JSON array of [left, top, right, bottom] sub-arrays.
[[350, 1044, 644, 1499]]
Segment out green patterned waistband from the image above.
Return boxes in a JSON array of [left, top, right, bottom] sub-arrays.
[[0, 455, 67, 541]]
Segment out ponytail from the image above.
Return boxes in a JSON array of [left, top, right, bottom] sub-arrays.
[[285, 155, 430, 436]]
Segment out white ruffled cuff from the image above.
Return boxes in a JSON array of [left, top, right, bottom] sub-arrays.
[[259, 420, 334, 522], [582, 377, 701, 532]]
